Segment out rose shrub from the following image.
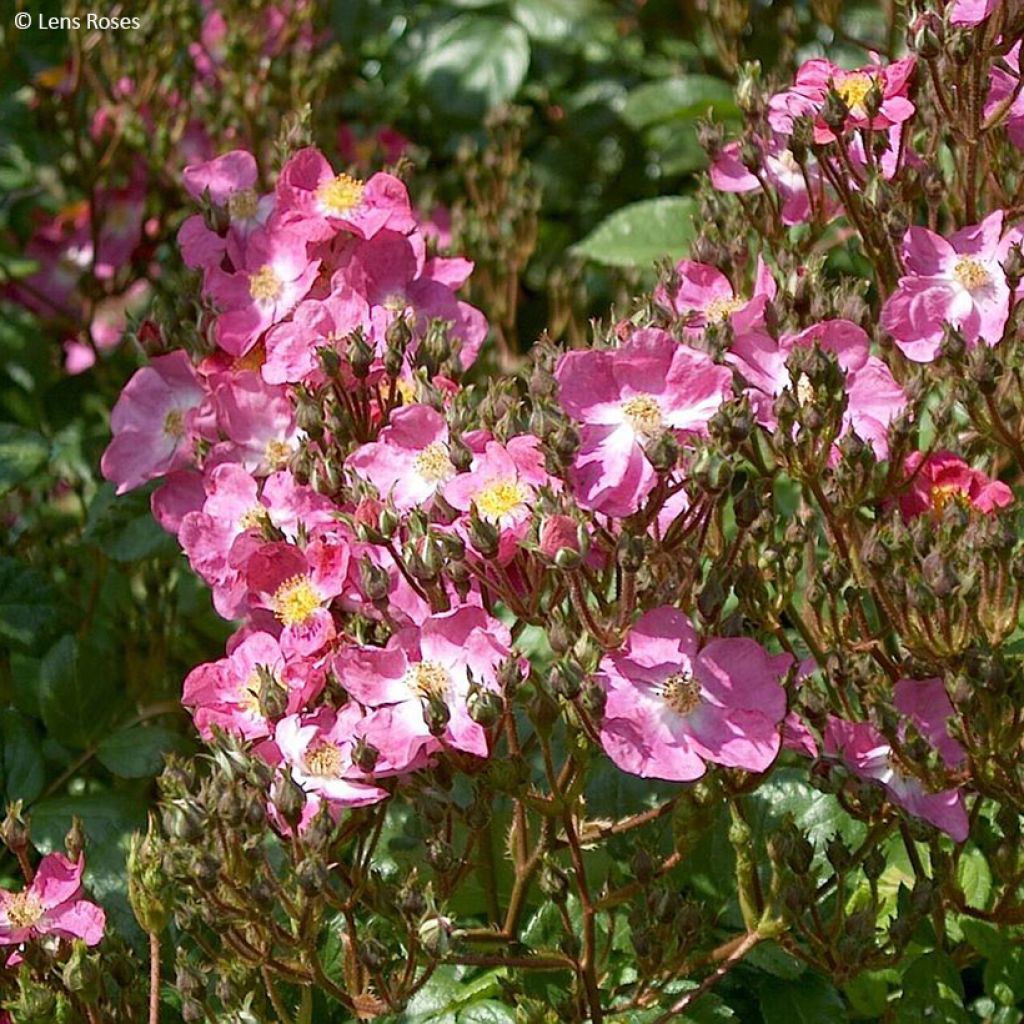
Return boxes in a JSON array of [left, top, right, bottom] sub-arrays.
[[6, 0, 1024, 1022]]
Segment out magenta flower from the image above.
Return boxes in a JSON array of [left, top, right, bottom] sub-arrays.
[[555, 329, 733, 516], [881, 212, 1021, 361], [444, 436, 553, 563], [729, 318, 905, 458], [340, 230, 488, 369], [0, 853, 105, 947], [101, 351, 208, 494], [768, 56, 916, 144], [987, 43, 1024, 151], [205, 226, 320, 357], [823, 717, 968, 841], [183, 630, 316, 740], [335, 605, 512, 763], [349, 404, 455, 512], [245, 534, 351, 656], [710, 138, 834, 226], [263, 291, 369, 385], [275, 147, 415, 242], [596, 607, 792, 782], [654, 258, 776, 338], [894, 677, 965, 771], [899, 451, 1013, 520], [210, 371, 300, 475], [264, 706, 391, 827], [950, 0, 998, 24]]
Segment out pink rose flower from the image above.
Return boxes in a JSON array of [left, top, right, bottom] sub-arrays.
[[899, 451, 1013, 519], [348, 404, 456, 511], [555, 329, 732, 516], [824, 717, 968, 841], [0, 853, 105, 947], [881, 211, 1021, 362], [597, 607, 792, 782], [444, 436, 554, 564], [245, 533, 351, 656], [275, 147, 415, 243], [729, 318, 905, 458], [335, 605, 512, 764], [768, 56, 916, 145], [183, 630, 318, 740], [101, 351, 207, 494], [654, 258, 776, 338]]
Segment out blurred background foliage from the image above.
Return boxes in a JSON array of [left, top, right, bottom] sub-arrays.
[[0, 0, 937, 1019]]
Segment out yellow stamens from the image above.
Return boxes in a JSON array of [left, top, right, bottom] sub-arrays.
[[475, 479, 528, 521], [163, 408, 185, 439], [931, 484, 971, 517], [953, 256, 992, 292], [661, 671, 702, 716], [621, 394, 663, 436], [238, 671, 264, 715], [5, 891, 44, 930], [249, 265, 283, 303], [406, 660, 450, 698], [836, 72, 875, 114], [264, 439, 292, 469], [705, 296, 745, 324], [304, 741, 344, 778], [228, 189, 259, 222], [413, 442, 455, 485], [394, 378, 417, 406], [239, 506, 270, 531], [316, 173, 365, 216], [272, 575, 320, 627]]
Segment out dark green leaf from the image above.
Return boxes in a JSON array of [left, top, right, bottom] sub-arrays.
[[621, 75, 738, 129], [759, 972, 846, 1024], [97, 725, 188, 778], [572, 196, 697, 268], [899, 952, 968, 1023], [0, 423, 48, 495], [0, 556, 63, 651], [416, 15, 531, 121], [39, 635, 120, 749], [0, 708, 44, 804]]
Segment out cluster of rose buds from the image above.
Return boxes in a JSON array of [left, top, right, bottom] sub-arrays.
[[69, 5, 1024, 1019]]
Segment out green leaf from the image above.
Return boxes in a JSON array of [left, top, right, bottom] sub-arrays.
[[0, 423, 48, 495], [0, 556, 63, 651], [621, 75, 738, 129], [97, 725, 188, 778], [899, 952, 968, 1023], [844, 972, 890, 1019], [0, 709, 44, 805], [956, 843, 992, 910], [512, 0, 602, 44], [39, 635, 120, 749], [759, 972, 846, 1024], [398, 965, 510, 1023], [416, 15, 531, 121], [83, 483, 178, 562], [572, 196, 697, 268]]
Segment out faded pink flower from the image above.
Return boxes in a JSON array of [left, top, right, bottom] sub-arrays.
[[597, 607, 792, 782], [335, 605, 511, 763], [655, 258, 776, 338], [101, 351, 207, 494], [894, 677, 965, 771], [0, 853, 105, 947], [348, 404, 455, 511], [881, 211, 1021, 361], [899, 451, 1013, 519], [555, 329, 732, 516], [729, 318, 905, 458], [824, 717, 968, 841]]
